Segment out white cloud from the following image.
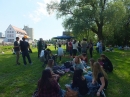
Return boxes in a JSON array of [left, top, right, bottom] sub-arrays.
[[28, 0, 60, 22]]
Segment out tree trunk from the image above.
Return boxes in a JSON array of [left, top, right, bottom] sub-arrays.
[[97, 25, 103, 41]]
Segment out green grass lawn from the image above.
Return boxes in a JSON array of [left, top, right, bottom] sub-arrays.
[[0, 45, 130, 97]]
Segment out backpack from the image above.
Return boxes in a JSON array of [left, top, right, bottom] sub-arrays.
[[64, 61, 72, 68]]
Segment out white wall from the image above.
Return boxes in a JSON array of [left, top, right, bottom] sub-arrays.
[[0, 38, 4, 43], [5, 25, 16, 42]]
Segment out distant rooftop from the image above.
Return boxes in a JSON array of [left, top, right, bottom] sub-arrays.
[[12, 25, 27, 34]]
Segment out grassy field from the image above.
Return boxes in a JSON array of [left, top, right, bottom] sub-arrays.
[[0, 45, 130, 97]]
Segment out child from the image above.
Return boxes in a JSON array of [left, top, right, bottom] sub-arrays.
[[57, 44, 64, 61], [97, 58, 104, 67]]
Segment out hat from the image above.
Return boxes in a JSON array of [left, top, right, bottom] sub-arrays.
[[24, 35, 28, 39]]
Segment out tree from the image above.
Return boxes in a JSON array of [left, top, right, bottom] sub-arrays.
[[47, 0, 126, 41]]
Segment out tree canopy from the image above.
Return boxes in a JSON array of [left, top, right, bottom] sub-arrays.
[[47, 0, 130, 45]]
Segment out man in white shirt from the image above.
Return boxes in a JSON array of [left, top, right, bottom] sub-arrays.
[[96, 41, 100, 53], [57, 44, 64, 61]]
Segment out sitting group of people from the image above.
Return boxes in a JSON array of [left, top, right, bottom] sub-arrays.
[[34, 53, 113, 97]]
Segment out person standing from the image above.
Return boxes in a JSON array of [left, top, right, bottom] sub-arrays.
[[96, 40, 100, 53], [89, 40, 93, 58], [57, 44, 64, 61], [14, 37, 20, 65], [68, 39, 73, 57], [78, 41, 81, 54], [99, 40, 103, 54], [20, 37, 32, 65], [81, 39, 88, 54], [37, 38, 45, 58], [72, 40, 78, 57]]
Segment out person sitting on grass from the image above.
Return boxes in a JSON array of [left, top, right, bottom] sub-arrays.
[[97, 58, 104, 68], [73, 56, 87, 72], [92, 62, 108, 97], [83, 58, 95, 82], [45, 59, 60, 81], [37, 69, 60, 97], [71, 69, 89, 96], [101, 54, 113, 72], [80, 53, 88, 67], [57, 44, 64, 61]]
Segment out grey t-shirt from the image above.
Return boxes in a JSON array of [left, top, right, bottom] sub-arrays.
[[73, 63, 84, 70], [81, 41, 88, 49]]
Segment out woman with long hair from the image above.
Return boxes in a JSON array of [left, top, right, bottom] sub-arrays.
[[92, 62, 108, 97], [73, 56, 85, 71], [45, 59, 54, 73], [45, 59, 60, 81], [72, 69, 89, 95], [101, 54, 113, 72], [83, 58, 95, 82], [89, 58, 95, 71], [37, 69, 60, 97]]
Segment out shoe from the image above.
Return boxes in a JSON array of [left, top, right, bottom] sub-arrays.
[[100, 90, 106, 97]]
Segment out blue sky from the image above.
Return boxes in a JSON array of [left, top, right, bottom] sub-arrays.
[[0, 0, 64, 40]]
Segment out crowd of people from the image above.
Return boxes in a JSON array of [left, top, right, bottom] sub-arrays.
[[13, 37, 113, 97], [35, 53, 113, 97], [33, 38, 113, 97]]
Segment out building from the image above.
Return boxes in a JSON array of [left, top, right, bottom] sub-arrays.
[[5, 24, 27, 42], [23, 26, 34, 40], [0, 32, 5, 37]]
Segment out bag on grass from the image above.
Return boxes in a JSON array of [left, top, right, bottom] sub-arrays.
[[64, 61, 72, 68], [53, 70, 65, 76], [65, 87, 78, 97]]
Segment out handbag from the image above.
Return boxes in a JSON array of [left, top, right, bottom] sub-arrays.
[[65, 87, 78, 97]]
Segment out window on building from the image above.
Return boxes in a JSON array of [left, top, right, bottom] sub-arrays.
[[8, 39, 14, 42], [10, 28, 11, 30], [7, 31, 9, 33], [11, 34, 14, 38], [12, 31, 14, 33]]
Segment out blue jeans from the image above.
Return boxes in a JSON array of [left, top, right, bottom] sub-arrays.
[[99, 47, 102, 54], [59, 89, 66, 97], [22, 50, 32, 65], [84, 75, 92, 82]]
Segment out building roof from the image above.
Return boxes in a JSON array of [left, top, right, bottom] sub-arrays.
[[12, 26, 27, 34]]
